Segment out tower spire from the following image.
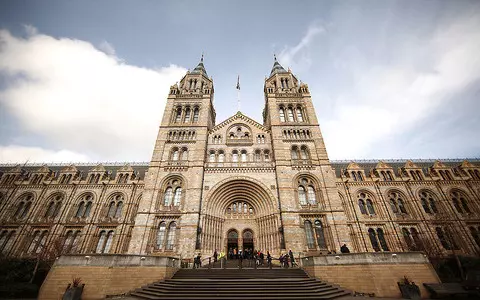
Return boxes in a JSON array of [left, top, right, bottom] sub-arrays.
[[270, 54, 287, 77], [191, 54, 208, 76]]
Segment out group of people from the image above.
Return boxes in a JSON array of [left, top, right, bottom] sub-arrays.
[[279, 249, 297, 268]]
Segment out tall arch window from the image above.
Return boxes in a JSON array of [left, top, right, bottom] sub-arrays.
[[14, 194, 34, 220], [300, 146, 309, 160], [287, 107, 294, 122], [298, 186, 307, 205], [184, 107, 191, 123], [75, 194, 93, 218], [402, 228, 414, 250], [165, 222, 177, 250], [209, 151, 216, 162], [358, 193, 374, 215], [436, 227, 454, 250], [193, 107, 199, 122], [162, 178, 183, 207], [174, 107, 182, 123], [296, 107, 304, 122], [304, 220, 315, 249], [377, 228, 389, 251], [388, 192, 408, 214], [241, 150, 247, 162], [450, 190, 471, 214], [298, 177, 318, 205], [291, 146, 299, 160], [314, 220, 327, 249], [279, 107, 286, 122], [255, 150, 261, 161], [420, 190, 438, 214], [44, 194, 63, 218], [0, 230, 15, 254], [171, 148, 179, 161], [181, 147, 188, 161], [469, 226, 480, 248], [218, 151, 225, 163], [107, 194, 124, 218], [232, 151, 239, 162], [157, 222, 166, 249], [63, 230, 81, 253], [28, 230, 48, 254], [368, 228, 380, 251], [96, 230, 114, 253]]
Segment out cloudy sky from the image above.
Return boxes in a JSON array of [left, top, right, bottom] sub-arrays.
[[0, 0, 479, 163]]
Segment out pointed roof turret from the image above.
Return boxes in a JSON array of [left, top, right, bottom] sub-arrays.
[[190, 54, 208, 76], [270, 54, 288, 76]]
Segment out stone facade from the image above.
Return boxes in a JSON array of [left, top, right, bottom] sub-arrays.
[[0, 57, 480, 260]]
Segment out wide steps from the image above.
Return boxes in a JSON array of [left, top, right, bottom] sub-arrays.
[[129, 268, 351, 300]]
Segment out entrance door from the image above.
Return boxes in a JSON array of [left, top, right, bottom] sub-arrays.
[[243, 229, 254, 253], [227, 230, 238, 258]]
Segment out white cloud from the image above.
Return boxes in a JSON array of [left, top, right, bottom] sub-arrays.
[[0, 27, 186, 162], [0, 145, 90, 163], [315, 16, 480, 159], [278, 21, 325, 72]]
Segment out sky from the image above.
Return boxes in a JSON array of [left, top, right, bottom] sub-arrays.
[[0, 0, 479, 163]]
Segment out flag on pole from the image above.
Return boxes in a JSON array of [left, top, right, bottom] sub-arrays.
[[236, 75, 240, 90]]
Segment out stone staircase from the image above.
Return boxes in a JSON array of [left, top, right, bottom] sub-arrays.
[[129, 268, 351, 299]]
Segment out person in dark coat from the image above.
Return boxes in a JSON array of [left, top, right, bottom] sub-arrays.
[[266, 251, 272, 268], [340, 244, 350, 253], [213, 249, 218, 262], [288, 249, 297, 267]]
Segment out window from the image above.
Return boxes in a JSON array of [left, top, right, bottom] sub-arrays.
[[44, 194, 63, 218], [173, 188, 182, 206], [241, 151, 247, 162], [0, 230, 15, 254], [255, 150, 261, 161], [162, 178, 183, 207], [469, 226, 480, 248], [450, 190, 471, 214], [358, 193, 374, 215], [388, 192, 408, 214], [107, 194, 124, 219], [226, 201, 255, 215], [164, 188, 173, 206], [304, 221, 315, 249], [419, 190, 438, 214], [296, 107, 304, 122], [181, 147, 188, 160], [165, 222, 176, 250], [314, 220, 327, 249], [264, 150, 270, 161], [287, 108, 294, 122], [232, 151, 238, 162], [209, 151, 216, 162], [435, 227, 458, 250], [96, 230, 114, 253], [175, 107, 182, 123], [300, 146, 309, 160], [291, 146, 299, 160], [172, 149, 179, 161], [193, 108, 199, 122], [63, 230, 81, 253], [184, 107, 191, 123], [75, 194, 93, 218], [298, 186, 307, 205], [402, 228, 415, 250], [14, 194, 33, 220], [298, 177, 318, 205], [368, 228, 380, 251], [218, 151, 225, 163], [279, 108, 286, 122], [156, 222, 166, 249], [377, 228, 389, 251]]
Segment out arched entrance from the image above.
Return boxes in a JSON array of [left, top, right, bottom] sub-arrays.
[[243, 229, 254, 252], [227, 229, 238, 254]]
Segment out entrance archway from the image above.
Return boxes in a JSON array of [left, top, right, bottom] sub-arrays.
[[227, 229, 238, 255], [243, 229, 254, 252]]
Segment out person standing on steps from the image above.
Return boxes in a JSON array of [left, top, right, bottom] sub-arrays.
[[267, 251, 272, 268], [213, 249, 218, 262], [289, 249, 297, 267]]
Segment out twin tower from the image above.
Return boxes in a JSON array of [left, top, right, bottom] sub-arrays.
[[128, 56, 347, 257]]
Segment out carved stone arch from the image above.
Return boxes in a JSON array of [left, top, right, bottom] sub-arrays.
[[448, 187, 474, 213], [384, 188, 409, 200], [204, 176, 277, 218], [385, 188, 410, 214]]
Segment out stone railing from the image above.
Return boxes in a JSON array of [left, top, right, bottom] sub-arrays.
[[54, 254, 179, 268]]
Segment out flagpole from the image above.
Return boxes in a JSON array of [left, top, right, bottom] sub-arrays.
[[236, 75, 241, 112]]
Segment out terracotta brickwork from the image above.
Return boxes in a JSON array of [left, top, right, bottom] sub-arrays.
[[0, 57, 479, 262]]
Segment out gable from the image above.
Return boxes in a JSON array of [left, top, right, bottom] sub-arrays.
[[210, 111, 268, 134]]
